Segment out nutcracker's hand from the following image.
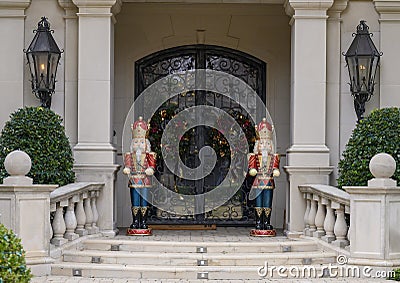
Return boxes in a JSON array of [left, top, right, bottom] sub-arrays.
[[145, 168, 155, 176], [249, 168, 257, 177], [273, 169, 280, 177], [123, 167, 131, 175]]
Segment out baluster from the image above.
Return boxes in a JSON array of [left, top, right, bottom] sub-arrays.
[[304, 193, 311, 235], [64, 196, 79, 241], [307, 194, 317, 236], [332, 203, 349, 248], [91, 190, 99, 234], [313, 195, 326, 238], [345, 205, 351, 246], [75, 193, 87, 236], [51, 201, 68, 246], [321, 199, 336, 243], [84, 192, 94, 234], [49, 203, 56, 241]]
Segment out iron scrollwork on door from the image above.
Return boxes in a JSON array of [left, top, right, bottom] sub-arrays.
[[135, 45, 266, 226]]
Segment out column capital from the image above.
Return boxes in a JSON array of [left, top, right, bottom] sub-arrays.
[[58, 0, 77, 10], [288, 0, 334, 11], [0, 0, 30, 17], [328, 0, 348, 18], [0, 0, 30, 9], [72, 0, 116, 8], [374, 0, 400, 14]]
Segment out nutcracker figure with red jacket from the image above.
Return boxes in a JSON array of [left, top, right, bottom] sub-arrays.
[[123, 116, 156, 236], [248, 118, 280, 237]]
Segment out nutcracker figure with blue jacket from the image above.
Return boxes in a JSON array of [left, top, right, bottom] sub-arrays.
[[123, 116, 156, 236], [248, 118, 280, 237]]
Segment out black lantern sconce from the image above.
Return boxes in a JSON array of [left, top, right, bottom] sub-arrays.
[[24, 17, 63, 108], [343, 20, 382, 122]]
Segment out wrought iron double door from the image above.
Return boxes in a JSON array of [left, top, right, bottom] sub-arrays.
[[135, 45, 266, 226]]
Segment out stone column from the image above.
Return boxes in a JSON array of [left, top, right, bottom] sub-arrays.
[[345, 153, 400, 265], [0, 151, 57, 276], [72, 0, 120, 236], [58, 0, 78, 147], [374, 0, 400, 107], [284, 0, 334, 235], [0, 0, 30, 130], [326, 0, 348, 184]]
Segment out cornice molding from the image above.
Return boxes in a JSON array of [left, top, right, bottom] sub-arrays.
[[58, 0, 77, 10], [329, 0, 348, 13], [288, 0, 334, 11], [0, 0, 30, 9], [72, 0, 116, 8], [374, 0, 400, 14]]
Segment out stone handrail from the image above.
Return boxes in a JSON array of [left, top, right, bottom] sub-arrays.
[[50, 182, 104, 246], [298, 184, 350, 248]]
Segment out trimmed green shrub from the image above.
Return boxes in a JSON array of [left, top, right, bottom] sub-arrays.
[[389, 268, 400, 281], [337, 107, 400, 189], [0, 107, 75, 186], [0, 224, 32, 282]]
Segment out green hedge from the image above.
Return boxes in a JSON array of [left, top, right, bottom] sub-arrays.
[[337, 107, 400, 189], [0, 224, 32, 282], [0, 107, 75, 186]]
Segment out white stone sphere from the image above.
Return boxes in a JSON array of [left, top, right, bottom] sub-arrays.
[[369, 153, 396, 179], [4, 150, 32, 176]]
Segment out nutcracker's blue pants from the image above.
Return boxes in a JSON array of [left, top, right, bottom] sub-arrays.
[[130, 187, 148, 207], [255, 189, 273, 208]]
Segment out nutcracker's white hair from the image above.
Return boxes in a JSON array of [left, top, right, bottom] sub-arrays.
[[253, 140, 259, 154]]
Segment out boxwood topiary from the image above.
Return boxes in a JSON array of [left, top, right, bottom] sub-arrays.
[[337, 107, 400, 189], [0, 224, 32, 282], [0, 107, 75, 186]]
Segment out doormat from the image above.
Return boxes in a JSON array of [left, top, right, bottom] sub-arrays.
[[148, 224, 217, 230]]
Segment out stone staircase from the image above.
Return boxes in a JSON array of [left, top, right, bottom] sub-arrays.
[[50, 228, 338, 280]]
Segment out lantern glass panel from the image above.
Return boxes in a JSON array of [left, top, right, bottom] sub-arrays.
[[357, 56, 372, 93], [48, 52, 60, 91]]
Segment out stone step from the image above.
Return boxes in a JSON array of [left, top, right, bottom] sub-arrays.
[[51, 262, 331, 280], [81, 238, 320, 254], [63, 249, 336, 266]]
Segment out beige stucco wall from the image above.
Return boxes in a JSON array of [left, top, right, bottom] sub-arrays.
[[114, 3, 291, 228]]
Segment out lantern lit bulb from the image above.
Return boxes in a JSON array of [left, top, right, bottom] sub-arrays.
[[359, 65, 366, 70], [40, 64, 45, 71]]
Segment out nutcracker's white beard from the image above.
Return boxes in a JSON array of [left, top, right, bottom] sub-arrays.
[[135, 149, 142, 161], [262, 149, 268, 166]]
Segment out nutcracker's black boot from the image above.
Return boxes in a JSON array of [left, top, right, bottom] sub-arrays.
[[130, 207, 140, 229], [255, 207, 263, 230], [140, 207, 149, 229], [264, 207, 274, 230]]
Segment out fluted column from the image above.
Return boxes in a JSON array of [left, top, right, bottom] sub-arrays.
[[71, 0, 120, 235], [58, 0, 78, 146], [284, 0, 334, 234], [326, 0, 348, 183], [0, 0, 30, 131]]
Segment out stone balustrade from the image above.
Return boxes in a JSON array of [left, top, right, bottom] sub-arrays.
[[298, 184, 350, 248], [50, 182, 104, 247]]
